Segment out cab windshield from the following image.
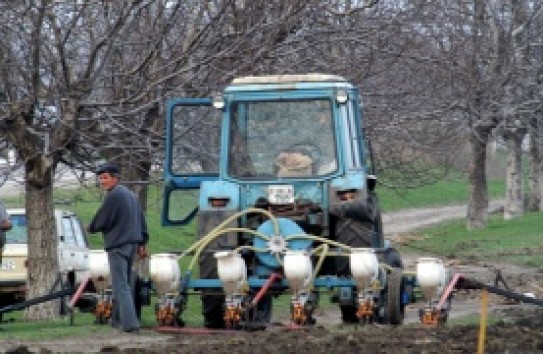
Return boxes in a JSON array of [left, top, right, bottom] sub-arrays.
[[228, 99, 337, 179]]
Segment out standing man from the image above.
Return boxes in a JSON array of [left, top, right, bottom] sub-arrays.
[[88, 162, 148, 333], [0, 201, 12, 265]]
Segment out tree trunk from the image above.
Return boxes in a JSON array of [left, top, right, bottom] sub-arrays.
[[503, 129, 525, 219], [129, 160, 151, 212], [526, 123, 541, 211], [24, 156, 60, 320], [466, 128, 491, 229]]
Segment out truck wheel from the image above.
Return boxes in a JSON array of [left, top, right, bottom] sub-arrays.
[[335, 219, 374, 323], [59, 273, 75, 316], [386, 268, 405, 325]]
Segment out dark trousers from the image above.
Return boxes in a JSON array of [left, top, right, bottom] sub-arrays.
[[107, 243, 139, 331]]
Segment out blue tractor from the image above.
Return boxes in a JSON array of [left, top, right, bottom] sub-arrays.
[[162, 74, 408, 329]]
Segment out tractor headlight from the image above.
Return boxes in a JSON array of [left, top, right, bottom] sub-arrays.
[[213, 95, 225, 109], [336, 189, 358, 201], [208, 197, 230, 208]]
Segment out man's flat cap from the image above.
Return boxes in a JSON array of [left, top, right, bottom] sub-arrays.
[[95, 162, 120, 175]]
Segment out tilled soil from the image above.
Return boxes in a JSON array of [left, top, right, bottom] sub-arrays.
[[6, 307, 543, 353]]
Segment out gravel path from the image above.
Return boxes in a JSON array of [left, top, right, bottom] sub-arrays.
[[382, 200, 504, 238]]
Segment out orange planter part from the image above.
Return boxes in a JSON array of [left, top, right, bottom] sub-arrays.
[[224, 305, 243, 329], [157, 304, 177, 326], [421, 309, 440, 326], [356, 300, 374, 320], [94, 299, 112, 321], [291, 303, 307, 325]]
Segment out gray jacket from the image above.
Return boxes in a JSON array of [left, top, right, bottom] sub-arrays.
[[89, 184, 148, 251]]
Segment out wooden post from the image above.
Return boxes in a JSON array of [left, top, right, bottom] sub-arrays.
[[477, 289, 488, 354]]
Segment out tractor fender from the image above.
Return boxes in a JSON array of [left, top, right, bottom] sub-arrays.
[[329, 193, 378, 223]]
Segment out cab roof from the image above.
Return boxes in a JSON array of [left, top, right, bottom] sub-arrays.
[[226, 74, 353, 93], [231, 74, 347, 85]]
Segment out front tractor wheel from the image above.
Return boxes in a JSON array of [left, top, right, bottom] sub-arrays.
[[198, 213, 229, 329], [200, 249, 226, 329], [335, 220, 376, 323]]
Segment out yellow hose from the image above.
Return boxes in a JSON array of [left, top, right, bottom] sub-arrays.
[[310, 243, 329, 284], [285, 233, 353, 251], [178, 208, 279, 259], [177, 207, 404, 282], [179, 208, 279, 270], [188, 227, 272, 271]]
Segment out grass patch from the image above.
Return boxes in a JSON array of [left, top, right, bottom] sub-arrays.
[[0, 312, 113, 341], [0, 294, 205, 340], [402, 212, 543, 268], [444, 312, 503, 327], [378, 178, 505, 212]]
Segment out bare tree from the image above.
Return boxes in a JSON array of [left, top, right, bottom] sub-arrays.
[[497, 1, 543, 219], [0, 0, 318, 320], [520, 3, 543, 212], [311, 1, 542, 227], [0, 0, 182, 320]]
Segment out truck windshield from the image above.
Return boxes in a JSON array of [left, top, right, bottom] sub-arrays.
[[6, 214, 27, 244], [228, 99, 337, 179]]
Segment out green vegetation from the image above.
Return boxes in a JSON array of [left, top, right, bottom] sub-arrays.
[[444, 313, 504, 327], [0, 311, 114, 340], [378, 177, 505, 211], [400, 212, 543, 268]]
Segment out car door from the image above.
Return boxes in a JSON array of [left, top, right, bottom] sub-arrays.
[[57, 211, 89, 283], [0, 211, 28, 295], [70, 214, 90, 282]]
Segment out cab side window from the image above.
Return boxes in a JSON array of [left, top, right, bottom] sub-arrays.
[[72, 217, 88, 248], [62, 216, 77, 246]]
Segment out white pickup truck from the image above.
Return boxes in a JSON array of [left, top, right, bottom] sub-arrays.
[[0, 208, 91, 306]]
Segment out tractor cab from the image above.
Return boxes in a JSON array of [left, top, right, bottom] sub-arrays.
[[163, 74, 373, 238]]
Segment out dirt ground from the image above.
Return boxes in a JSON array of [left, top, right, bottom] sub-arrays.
[[4, 203, 543, 353], [10, 308, 543, 354]]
